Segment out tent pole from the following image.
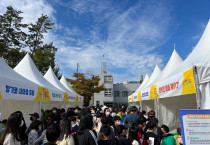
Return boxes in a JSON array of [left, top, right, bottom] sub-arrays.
[[140, 101, 142, 112], [154, 99, 158, 118], [193, 66, 201, 109]]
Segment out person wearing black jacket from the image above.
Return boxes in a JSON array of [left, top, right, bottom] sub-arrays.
[[116, 125, 131, 145], [77, 113, 98, 145], [104, 108, 114, 126]]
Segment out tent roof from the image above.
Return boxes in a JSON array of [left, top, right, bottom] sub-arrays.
[[44, 67, 75, 96], [169, 20, 210, 77], [134, 74, 150, 93], [13, 53, 61, 91], [60, 75, 82, 97], [154, 49, 183, 83], [142, 65, 162, 90], [0, 58, 39, 86]]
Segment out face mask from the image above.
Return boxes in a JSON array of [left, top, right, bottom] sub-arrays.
[[100, 110, 103, 113], [39, 126, 42, 130], [117, 121, 121, 125], [30, 116, 33, 121], [52, 110, 56, 114], [75, 110, 78, 113], [106, 112, 110, 116], [20, 120, 24, 127]]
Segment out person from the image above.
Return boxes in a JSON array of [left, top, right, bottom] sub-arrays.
[[44, 123, 60, 145], [142, 110, 148, 119], [146, 118, 160, 145], [98, 125, 115, 145], [28, 121, 40, 145], [97, 117, 115, 143], [147, 110, 155, 119], [77, 113, 98, 145], [28, 112, 40, 134], [128, 126, 140, 145], [15, 111, 27, 145], [104, 108, 114, 126], [136, 116, 147, 145], [116, 125, 131, 145], [56, 117, 75, 145], [112, 116, 121, 139], [123, 106, 139, 128], [0, 112, 23, 145], [161, 125, 179, 145], [70, 116, 79, 134], [116, 108, 126, 125], [29, 112, 40, 122]]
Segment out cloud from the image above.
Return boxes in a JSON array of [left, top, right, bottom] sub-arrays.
[[0, 0, 174, 83]]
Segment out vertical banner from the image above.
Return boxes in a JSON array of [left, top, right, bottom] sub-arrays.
[[179, 110, 210, 145], [43, 88, 51, 101], [137, 91, 142, 101], [75, 95, 79, 103], [34, 87, 43, 101]]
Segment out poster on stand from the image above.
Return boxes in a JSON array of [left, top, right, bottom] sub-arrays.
[[179, 109, 210, 145]]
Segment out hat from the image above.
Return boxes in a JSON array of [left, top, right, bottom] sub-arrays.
[[29, 112, 39, 118], [129, 106, 137, 111], [148, 110, 155, 116]]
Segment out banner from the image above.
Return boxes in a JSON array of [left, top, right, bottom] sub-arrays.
[[179, 109, 210, 145], [139, 68, 196, 101], [0, 77, 40, 101]]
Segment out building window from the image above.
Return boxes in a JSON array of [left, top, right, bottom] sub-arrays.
[[122, 91, 128, 97], [114, 91, 120, 97], [104, 76, 112, 83], [105, 89, 112, 96]]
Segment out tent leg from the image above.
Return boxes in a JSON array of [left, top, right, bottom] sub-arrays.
[[194, 66, 201, 109], [140, 101, 142, 112]]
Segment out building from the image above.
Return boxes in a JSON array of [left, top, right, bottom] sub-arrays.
[[93, 56, 141, 107]]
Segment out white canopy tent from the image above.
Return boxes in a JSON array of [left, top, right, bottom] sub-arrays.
[[44, 67, 82, 108], [60, 75, 84, 107], [139, 65, 162, 112], [14, 53, 64, 102], [156, 20, 210, 131], [129, 20, 210, 132], [0, 58, 41, 126]]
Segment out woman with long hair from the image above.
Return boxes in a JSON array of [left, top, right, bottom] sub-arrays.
[[56, 117, 75, 145], [77, 113, 98, 145], [14, 111, 27, 145], [128, 126, 140, 145], [0, 112, 23, 145]]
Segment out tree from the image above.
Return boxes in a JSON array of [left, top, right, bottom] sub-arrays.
[[31, 42, 61, 78], [70, 73, 105, 105], [0, 6, 27, 67], [26, 14, 54, 52], [26, 14, 60, 78]]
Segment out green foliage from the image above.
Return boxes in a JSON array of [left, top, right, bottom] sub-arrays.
[[26, 14, 54, 52], [31, 42, 61, 78], [0, 6, 61, 78], [0, 6, 28, 49], [70, 73, 105, 104]]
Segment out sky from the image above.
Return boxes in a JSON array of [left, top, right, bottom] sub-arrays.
[[1, 0, 210, 83]]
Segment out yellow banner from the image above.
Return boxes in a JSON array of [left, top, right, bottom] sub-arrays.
[[63, 92, 69, 102], [150, 86, 155, 100], [34, 87, 43, 101], [75, 95, 79, 103], [181, 68, 196, 95], [154, 84, 160, 99], [131, 95, 134, 102], [43, 88, 51, 101], [137, 91, 142, 101]]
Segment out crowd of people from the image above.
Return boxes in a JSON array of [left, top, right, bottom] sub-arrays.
[[0, 105, 182, 145]]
